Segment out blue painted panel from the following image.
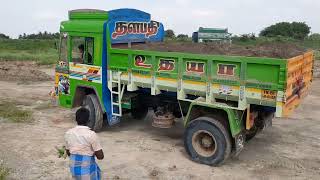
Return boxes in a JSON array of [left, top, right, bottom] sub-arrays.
[[108, 8, 151, 20], [107, 8, 164, 44], [102, 22, 114, 125], [102, 9, 164, 126]]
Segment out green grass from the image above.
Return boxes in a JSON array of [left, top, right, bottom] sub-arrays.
[[0, 39, 58, 65], [0, 101, 33, 123], [0, 160, 10, 180]]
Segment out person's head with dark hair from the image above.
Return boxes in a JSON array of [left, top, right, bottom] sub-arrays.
[[78, 44, 84, 53], [76, 107, 89, 125]]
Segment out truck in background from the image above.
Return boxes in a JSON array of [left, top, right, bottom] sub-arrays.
[[192, 27, 232, 43], [55, 8, 314, 166]]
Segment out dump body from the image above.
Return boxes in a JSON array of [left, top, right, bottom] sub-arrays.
[[108, 45, 313, 118]]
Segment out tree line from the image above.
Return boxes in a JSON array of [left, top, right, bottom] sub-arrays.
[[0, 32, 60, 40], [0, 21, 318, 41], [18, 31, 60, 39], [165, 21, 316, 41]]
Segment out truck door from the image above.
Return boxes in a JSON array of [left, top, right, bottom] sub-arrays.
[[69, 36, 102, 84]]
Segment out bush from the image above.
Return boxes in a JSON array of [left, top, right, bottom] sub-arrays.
[[165, 29, 175, 39], [0, 33, 10, 40], [239, 33, 256, 42], [307, 33, 320, 41], [176, 34, 189, 41], [260, 22, 311, 40]]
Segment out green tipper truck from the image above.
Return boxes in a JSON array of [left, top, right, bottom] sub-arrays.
[[55, 9, 314, 165]]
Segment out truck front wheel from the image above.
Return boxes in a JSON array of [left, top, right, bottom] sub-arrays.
[[184, 118, 231, 166], [82, 94, 103, 132]]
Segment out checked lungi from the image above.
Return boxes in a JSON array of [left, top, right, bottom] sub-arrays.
[[69, 154, 101, 180]]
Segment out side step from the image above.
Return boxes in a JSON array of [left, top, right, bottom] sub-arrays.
[[107, 70, 125, 125]]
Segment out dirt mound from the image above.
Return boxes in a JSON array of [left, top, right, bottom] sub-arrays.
[[114, 42, 307, 59], [0, 61, 53, 82]]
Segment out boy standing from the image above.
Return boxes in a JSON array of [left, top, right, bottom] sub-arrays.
[[65, 108, 104, 180]]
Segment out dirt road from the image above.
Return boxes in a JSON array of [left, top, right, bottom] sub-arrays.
[[0, 64, 320, 179]]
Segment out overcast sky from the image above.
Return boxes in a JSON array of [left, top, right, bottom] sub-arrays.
[[1, 0, 319, 38]]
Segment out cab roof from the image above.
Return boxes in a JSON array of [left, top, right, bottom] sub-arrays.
[[61, 9, 108, 33]]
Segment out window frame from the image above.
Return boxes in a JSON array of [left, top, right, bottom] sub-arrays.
[[58, 33, 68, 63], [70, 36, 95, 65]]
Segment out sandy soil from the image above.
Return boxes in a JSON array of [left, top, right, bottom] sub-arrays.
[[114, 42, 307, 59], [0, 65, 320, 180], [0, 61, 53, 82]]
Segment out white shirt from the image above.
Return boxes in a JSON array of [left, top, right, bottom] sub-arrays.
[[65, 126, 102, 156]]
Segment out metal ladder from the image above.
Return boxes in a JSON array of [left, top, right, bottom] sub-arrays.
[[110, 71, 125, 117]]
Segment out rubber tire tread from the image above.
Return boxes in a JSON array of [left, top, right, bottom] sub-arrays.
[[82, 94, 103, 132], [184, 117, 231, 166]]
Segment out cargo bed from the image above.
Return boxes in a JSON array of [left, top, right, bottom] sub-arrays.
[[112, 42, 306, 59], [108, 43, 314, 118]]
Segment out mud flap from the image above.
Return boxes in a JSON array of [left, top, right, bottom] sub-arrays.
[[262, 113, 273, 130], [233, 132, 245, 157]]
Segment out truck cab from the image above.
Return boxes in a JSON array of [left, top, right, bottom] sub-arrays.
[[56, 9, 166, 128]]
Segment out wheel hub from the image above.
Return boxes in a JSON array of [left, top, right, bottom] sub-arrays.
[[192, 130, 217, 157], [201, 135, 213, 148]]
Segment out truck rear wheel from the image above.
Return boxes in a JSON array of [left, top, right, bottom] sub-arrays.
[[184, 117, 231, 166], [82, 94, 103, 132]]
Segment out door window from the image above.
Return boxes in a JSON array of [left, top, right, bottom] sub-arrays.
[[71, 37, 94, 65], [56, 33, 69, 73]]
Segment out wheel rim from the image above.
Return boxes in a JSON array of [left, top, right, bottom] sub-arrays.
[[191, 130, 217, 157]]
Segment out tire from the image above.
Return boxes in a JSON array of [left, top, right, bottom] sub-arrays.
[[184, 117, 231, 166], [245, 126, 258, 141], [82, 94, 103, 132]]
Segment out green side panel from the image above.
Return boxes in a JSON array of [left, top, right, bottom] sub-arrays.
[[59, 94, 72, 108], [109, 48, 287, 91], [131, 54, 153, 71], [155, 56, 178, 79], [93, 36, 103, 66], [182, 59, 207, 82], [246, 63, 283, 90], [212, 61, 241, 78], [184, 103, 243, 137], [69, 79, 104, 110], [212, 61, 241, 86], [61, 21, 105, 33], [109, 53, 129, 71], [247, 63, 279, 83]]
